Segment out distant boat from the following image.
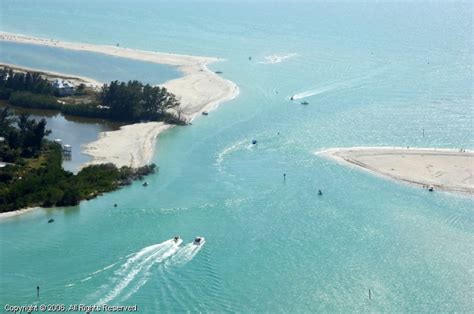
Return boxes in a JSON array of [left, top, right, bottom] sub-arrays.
[[202, 111, 209, 116], [193, 236, 205, 245], [290, 96, 294, 100], [48, 218, 54, 223], [301, 101, 309, 105], [215, 71, 223, 74], [252, 139, 257, 145], [173, 236, 181, 243], [142, 182, 148, 187]]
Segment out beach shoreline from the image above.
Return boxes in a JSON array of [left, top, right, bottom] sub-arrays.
[[317, 147, 474, 194], [0, 207, 41, 219], [82, 122, 173, 169], [1, 32, 239, 169]]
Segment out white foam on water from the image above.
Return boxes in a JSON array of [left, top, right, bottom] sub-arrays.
[[259, 53, 297, 64], [96, 239, 182, 304], [120, 244, 182, 301], [164, 241, 205, 268], [80, 276, 92, 282], [291, 66, 389, 100], [292, 84, 340, 100], [215, 139, 249, 171], [91, 262, 117, 275]]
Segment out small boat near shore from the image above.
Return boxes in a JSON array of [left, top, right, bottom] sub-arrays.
[[48, 218, 54, 223], [202, 111, 209, 116], [301, 101, 309, 105], [173, 236, 181, 243]]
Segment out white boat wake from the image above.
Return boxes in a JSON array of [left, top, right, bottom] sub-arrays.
[[95, 238, 182, 304], [291, 66, 389, 100], [291, 84, 341, 100], [259, 53, 296, 64], [164, 241, 206, 268]]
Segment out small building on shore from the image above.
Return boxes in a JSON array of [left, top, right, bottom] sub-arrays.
[[52, 79, 75, 96]]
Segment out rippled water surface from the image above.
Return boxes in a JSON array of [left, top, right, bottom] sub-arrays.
[[0, 1, 473, 312]]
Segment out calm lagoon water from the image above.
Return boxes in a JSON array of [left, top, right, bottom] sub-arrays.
[[0, 40, 180, 85], [0, 1, 473, 312], [0, 104, 121, 172]]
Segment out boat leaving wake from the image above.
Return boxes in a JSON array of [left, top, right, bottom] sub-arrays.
[[164, 241, 206, 268], [291, 66, 389, 100], [259, 53, 296, 64], [95, 238, 182, 304]]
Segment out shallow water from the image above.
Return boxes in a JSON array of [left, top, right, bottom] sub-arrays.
[[0, 1, 473, 312]]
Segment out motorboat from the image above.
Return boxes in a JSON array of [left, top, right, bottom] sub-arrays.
[[202, 111, 209, 116], [173, 236, 181, 243], [48, 218, 54, 223], [301, 101, 309, 105], [252, 139, 257, 145], [142, 182, 148, 187], [193, 236, 205, 245]]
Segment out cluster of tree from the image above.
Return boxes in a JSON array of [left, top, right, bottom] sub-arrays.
[[0, 67, 55, 99], [99, 80, 184, 123], [0, 107, 50, 162], [0, 108, 158, 212], [1, 67, 186, 125]]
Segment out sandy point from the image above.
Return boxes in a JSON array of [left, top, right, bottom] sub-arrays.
[[317, 147, 474, 194], [0, 32, 239, 168]]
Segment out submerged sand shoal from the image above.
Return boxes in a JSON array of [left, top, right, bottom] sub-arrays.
[[1, 32, 239, 169], [318, 147, 474, 194]]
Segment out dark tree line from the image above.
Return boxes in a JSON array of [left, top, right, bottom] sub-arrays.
[[0, 107, 50, 161], [99, 80, 182, 122], [0, 68, 54, 98], [0, 67, 186, 125]]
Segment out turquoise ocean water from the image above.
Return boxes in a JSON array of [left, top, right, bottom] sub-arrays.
[[0, 1, 473, 312]]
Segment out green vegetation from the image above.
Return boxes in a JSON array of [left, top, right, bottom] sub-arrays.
[[0, 107, 157, 212], [0, 68, 54, 99], [9, 91, 60, 110], [0, 67, 186, 124], [99, 80, 182, 123]]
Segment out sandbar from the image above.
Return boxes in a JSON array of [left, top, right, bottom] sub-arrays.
[[318, 147, 473, 194]]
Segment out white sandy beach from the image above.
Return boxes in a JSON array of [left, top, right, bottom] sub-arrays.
[[318, 147, 474, 194], [1, 32, 239, 169], [83, 122, 172, 168], [0, 207, 40, 219]]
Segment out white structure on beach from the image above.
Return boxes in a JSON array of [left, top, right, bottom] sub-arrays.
[[52, 79, 75, 96]]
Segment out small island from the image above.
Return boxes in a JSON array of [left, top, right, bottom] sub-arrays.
[[0, 66, 183, 213], [318, 147, 474, 194]]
